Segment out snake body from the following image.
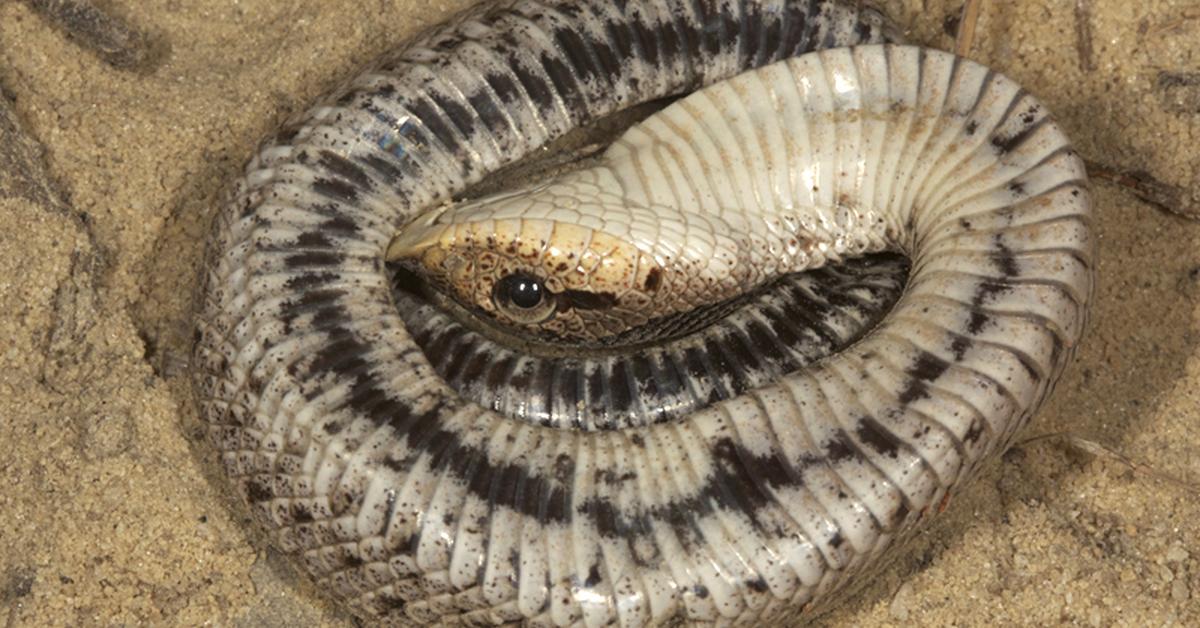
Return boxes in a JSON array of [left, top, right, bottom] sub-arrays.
[[193, 1, 1093, 625]]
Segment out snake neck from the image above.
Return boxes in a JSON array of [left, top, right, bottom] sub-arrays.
[[564, 164, 900, 283]]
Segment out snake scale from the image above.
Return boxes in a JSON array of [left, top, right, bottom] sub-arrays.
[[192, 0, 1094, 624]]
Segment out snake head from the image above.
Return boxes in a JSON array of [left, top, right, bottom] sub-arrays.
[[387, 195, 673, 344]]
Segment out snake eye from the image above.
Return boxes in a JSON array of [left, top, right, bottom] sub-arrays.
[[493, 273, 557, 324]]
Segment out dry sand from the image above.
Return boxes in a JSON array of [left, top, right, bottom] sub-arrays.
[[0, 0, 1197, 626]]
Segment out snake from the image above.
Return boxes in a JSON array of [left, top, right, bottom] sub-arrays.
[[192, 0, 1094, 625]]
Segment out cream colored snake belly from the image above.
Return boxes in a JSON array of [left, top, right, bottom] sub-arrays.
[[192, 1, 1094, 624]]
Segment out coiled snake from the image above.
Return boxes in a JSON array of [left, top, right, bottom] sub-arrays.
[[192, 0, 1094, 624]]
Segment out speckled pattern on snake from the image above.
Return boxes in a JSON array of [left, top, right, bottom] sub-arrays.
[[191, 0, 1094, 625]]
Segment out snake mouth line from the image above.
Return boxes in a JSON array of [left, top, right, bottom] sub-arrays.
[[390, 254, 910, 430]]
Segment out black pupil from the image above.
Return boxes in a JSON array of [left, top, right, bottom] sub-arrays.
[[504, 274, 543, 309]]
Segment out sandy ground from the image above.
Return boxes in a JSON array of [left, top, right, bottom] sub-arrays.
[[0, 0, 1197, 626]]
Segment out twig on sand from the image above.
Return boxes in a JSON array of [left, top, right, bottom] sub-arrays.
[[1019, 431, 1200, 497], [1085, 159, 1200, 221], [1073, 0, 1096, 72], [0, 85, 104, 385], [954, 0, 983, 58], [20, 0, 155, 70], [1145, 6, 1200, 39], [0, 87, 72, 214]]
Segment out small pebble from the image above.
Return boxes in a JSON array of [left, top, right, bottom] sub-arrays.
[[1160, 564, 1174, 583], [1171, 579, 1190, 602], [78, 412, 134, 461], [889, 582, 914, 621], [1165, 544, 1189, 563]]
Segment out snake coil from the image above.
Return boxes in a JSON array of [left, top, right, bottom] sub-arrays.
[[193, 0, 1093, 624]]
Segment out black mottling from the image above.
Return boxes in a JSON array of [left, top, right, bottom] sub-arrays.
[[657, 10, 686, 65], [509, 58, 556, 116], [428, 90, 477, 140], [553, 26, 599, 84], [898, 351, 950, 405], [607, 360, 634, 418], [719, 436, 802, 491], [283, 249, 344, 269], [629, 19, 660, 67], [584, 364, 609, 425], [709, 439, 774, 517], [317, 150, 373, 190], [312, 177, 359, 203], [580, 498, 621, 538], [506, 359, 534, 391], [283, 271, 339, 292], [967, 310, 991, 335], [964, 420, 985, 444], [584, 564, 603, 587], [278, 288, 347, 329], [439, 336, 476, 387], [453, 347, 491, 390], [320, 214, 360, 235], [704, 335, 746, 396], [991, 236, 1019, 276], [243, 478, 273, 503], [370, 83, 397, 99], [484, 69, 523, 106], [722, 330, 764, 376], [378, 595, 407, 612], [290, 504, 314, 524], [408, 96, 466, 160], [358, 153, 404, 181], [295, 231, 333, 248], [627, 355, 662, 418], [990, 116, 1043, 154], [950, 336, 972, 361], [744, 318, 795, 372], [484, 355, 516, 393], [824, 431, 857, 462], [855, 415, 901, 458], [467, 88, 511, 139], [303, 336, 368, 381], [604, 17, 636, 63]]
